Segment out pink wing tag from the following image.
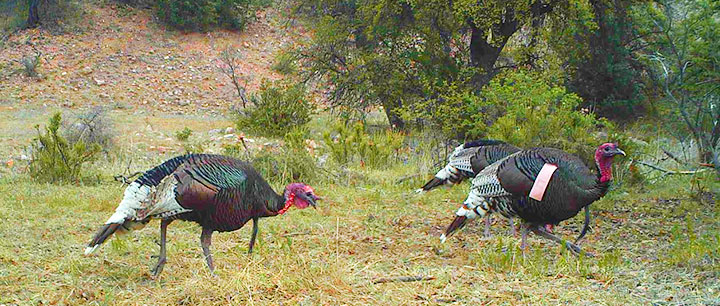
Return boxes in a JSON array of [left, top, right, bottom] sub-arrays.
[[529, 163, 558, 201]]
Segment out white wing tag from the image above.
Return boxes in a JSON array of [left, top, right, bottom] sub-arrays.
[[529, 163, 558, 201]]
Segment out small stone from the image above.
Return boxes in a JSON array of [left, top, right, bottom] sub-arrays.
[[225, 127, 235, 134], [81, 66, 93, 75], [94, 79, 106, 86], [179, 100, 190, 106], [208, 129, 221, 135], [223, 134, 235, 139]]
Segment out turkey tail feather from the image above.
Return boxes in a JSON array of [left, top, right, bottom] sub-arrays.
[[420, 177, 446, 192], [85, 223, 121, 255], [85, 219, 149, 255]]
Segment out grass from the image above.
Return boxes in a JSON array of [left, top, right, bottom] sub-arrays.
[[0, 110, 719, 304], [0, 2, 718, 304]]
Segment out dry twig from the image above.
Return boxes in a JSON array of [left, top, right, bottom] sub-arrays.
[[372, 275, 435, 284]]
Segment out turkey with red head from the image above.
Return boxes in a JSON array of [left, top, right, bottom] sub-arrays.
[[417, 140, 521, 237], [85, 154, 320, 276], [441, 143, 625, 255]]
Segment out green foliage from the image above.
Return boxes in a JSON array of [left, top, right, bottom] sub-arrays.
[[465, 70, 611, 159], [155, 0, 252, 32], [555, 0, 645, 119], [323, 122, 404, 168], [636, 0, 720, 171], [29, 112, 101, 184], [174, 127, 192, 141], [235, 79, 314, 138], [251, 127, 319, 183], [271, 51, 298, 75]]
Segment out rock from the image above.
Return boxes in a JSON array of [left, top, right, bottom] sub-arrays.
[[225, 127, 235, 134], [81, 66, 93, 75], [223, 134, 235, 139], [179, 100, 190, 106], [94, 79, 106, 86], [208, 129, 222, 135]]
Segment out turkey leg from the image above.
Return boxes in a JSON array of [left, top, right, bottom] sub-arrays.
[[520, 224, 530, 251], [531, 226, 594, 257], [248, 217, 259, 254], [508, 217, 516, 236], [200, 228, 215, 273], [152, 219, 173, 277], [483, 215, 492, 238]]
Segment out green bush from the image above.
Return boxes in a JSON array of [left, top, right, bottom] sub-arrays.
[[272, 51, 298, 75], [174, 127, 192, 141], [465, 70, 611, 160], [29, 112, 101, 183], [155, 0, 251, 32], [251, 127, 318, 183], [323, 122, 404, 168], [236, 80, 314, 138]]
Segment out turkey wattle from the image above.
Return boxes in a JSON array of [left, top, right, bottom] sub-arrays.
[[84, 154, 320, 276], [441, 143, 625, 255]]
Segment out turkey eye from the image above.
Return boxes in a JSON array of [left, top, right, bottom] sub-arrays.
[[306, 192, 313, 196], [604, 147, 610, 151]]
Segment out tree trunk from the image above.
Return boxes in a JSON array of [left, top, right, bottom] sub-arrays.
[[383, 100, 405, 130], [26, 0, 40, 29]]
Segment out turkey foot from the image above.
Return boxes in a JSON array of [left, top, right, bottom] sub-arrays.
[[532, 226, 595, 257], [152, 219, 172, 277]]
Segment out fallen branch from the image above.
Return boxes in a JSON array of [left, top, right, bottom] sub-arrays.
[[634, 160, 708, 175], [700, 163, 716, 168], [372, 275, 435, 284], [396, 173, 420, 183], [281, 231, 310, 237], [661, 148, 685, 166]]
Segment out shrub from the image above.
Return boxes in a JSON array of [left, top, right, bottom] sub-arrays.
[[272, 51, 298, 75], [29, 112, 101, 183], [251, 128, 318, 183], [21, 52, 39, 77], [174, 127, 192, 141], [30, 0, 85, 33], [155, 0, 252, 32], [465, 70, 611, 161], [236, 79, 314, 138], [323, 122, 405, 168], [64, 107, 115, 151]]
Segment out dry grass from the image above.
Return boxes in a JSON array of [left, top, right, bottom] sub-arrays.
[[0, 3, 718, 305], [0, 108, 718, 304]]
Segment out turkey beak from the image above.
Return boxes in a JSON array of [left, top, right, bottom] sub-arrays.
[[615, 148, 626, 156], [441, 216, 468, 243], [309, 195, 321, 209]]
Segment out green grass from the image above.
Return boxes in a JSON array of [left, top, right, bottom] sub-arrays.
[[0, 112, 719, 304]]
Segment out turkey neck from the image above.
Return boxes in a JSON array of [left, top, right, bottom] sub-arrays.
[[269, 190, 292, 216], [592, 158, 613, 198]]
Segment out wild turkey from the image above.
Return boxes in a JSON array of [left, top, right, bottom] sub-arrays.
[[441, 143, 625, 255], [85, 154, 320, 276], [417, 140, 521, 237]]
